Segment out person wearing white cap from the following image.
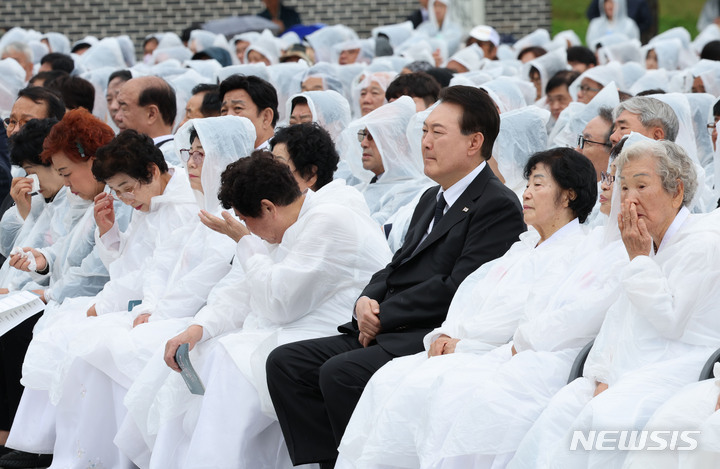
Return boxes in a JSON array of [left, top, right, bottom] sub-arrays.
[[467, 25, 500, 60]]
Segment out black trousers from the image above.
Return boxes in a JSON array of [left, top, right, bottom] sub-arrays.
[[0, 312, 42, 430], [266, 334, 397, 466]]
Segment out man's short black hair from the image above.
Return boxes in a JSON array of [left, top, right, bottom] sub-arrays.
[[438, 85, 500, 161], [17, 86, 65, 121], [425, 67, 455, 88], [567, 46, 597, 66], [219, 74, 279, 127], [545, 70, 580, 95], [44, 75, 95, 113], [190, 83, 221, 117], [9, 118, 59, 167], [270, 123, 339, 190], [523, 147, 598, 223], [93, 129, 169, 183], [218, 150, 301, 217], [39, 52, 74, 74], [385, 72, 441, 108], [108, 69, 132, 85], [28, 70, 68, 87], [701, 40, 720, 61], [714, 98, 720, 117], [137, 78, 177, 127]]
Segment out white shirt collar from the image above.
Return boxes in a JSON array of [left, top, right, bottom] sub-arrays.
[[153, 134, 174, 145], [256, 139, 271, 151], [438, 161, 486, 211]]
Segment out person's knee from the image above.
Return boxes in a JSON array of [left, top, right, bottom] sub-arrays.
[[318, 353, 363, 397], [266, 343, 295, 380]]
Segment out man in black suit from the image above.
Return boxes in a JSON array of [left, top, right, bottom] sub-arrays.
[[266, 85, 526, 468]]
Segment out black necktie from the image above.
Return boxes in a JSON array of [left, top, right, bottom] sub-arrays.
[[370, 175, 378, 184], [433, 193, 446, 229]]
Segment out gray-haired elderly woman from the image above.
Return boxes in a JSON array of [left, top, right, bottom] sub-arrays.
[[510, 139, 720, 469]]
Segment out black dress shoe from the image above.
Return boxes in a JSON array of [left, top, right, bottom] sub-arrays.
[[0, 446, 13, 457], [0, 450, 53, 468]]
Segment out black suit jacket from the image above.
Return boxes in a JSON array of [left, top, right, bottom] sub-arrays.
[[339, 164, 526, 356]]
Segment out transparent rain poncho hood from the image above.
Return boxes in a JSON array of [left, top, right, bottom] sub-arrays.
[[512, 28, 551, 55], [569, 62, 623, 100], [0, 58, 28, 116], [586, 0, 640, 46], [174, 116, 257, 214], [549, 30, 582, 50], [245, 30, 282, 65], [416, 0, 463, 58], [642, 38, 683, 71], [340, 95, 423, 185], [597, 39, 642, 64], [115, 35, 136, 67], [692, 59, 720, 97], [350, 70, 397, 118], [523, 48, 570, 97], [284, 90, 351, 142], [480, 78, 532, 113], [549, 80, 620, 149], [685, 92, 716, 175], [268, 61, 308, 122], [74, 37, 127, 73], [168, 69, 214, 130], [297, 63, 346, 94], [306, 25, 359, 64], [214, 63, 272, 84], [189, 30, 219, 54], [447, 44, 484, 71], [372, 21, 415, 49], [332, 38, 375, 65], [628, 69, 671, 95], [184, 59, 223, 79], [493, 106, 551, 198], [40, 32, 71, 55]]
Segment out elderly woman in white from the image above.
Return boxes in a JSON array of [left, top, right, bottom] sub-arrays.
[[509, 139, 720, 469], [119, 152, 392, 469], [336, 147, 601, 469]]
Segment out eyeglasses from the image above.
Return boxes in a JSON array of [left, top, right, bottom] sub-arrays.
[[110, 180, 140, 202], [601, 171, 615, 185], [357, 129, 374, 143], [708, 123, 717, 132], [577, 134, 611, 150], [179, 149, 205, 165], [2, 117, 17, 132], [578, 84, 602, 94]]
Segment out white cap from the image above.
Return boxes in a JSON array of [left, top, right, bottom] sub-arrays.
[[469, 25, 500, 47]]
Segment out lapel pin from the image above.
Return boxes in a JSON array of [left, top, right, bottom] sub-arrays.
[[462, 207, 469, 212]]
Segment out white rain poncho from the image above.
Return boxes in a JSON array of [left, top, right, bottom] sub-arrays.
[[416, 0, 463, 58], [513, 28, 551, 55], [74, 37, 127, 74], [597, 39, 642, 64], [692, 59, 720, 97], [40, 32, 70, 55], [367, 55, 412, 74], [0, 188, 77, 292], [306, 24, 359, 64], [480, 78, 532, 113], [586, 0, 640, 46], [569, 62, 623, 100], [0, 27, 38, 52], [0, 58, 28, 116], [510, 150, 720, 469], [28, 41, 47, 65], [523, 48, 570, 98], [686, 92, 716, 180], [549, 80, 620, 149], [17, 117, 258, 469], [167, 69, 213, 131], [214, 63, 271, 84], [339, 96, 430, 224], [150, 45, 192, 65], [372, 21, 415, 49], [449, 70, 494, 87], [283, 90, 351, 142], [298, 62, 346, 94], [624, 355, 720, 468], [395, 39, 437, 68], [268, 61, 307, 122], [549, 30, 582, 50], [27, 191, 133, 304], [628, 69, 671, 94], [333, 38, 375, 65], [116, 35, 136, 67], [642, 38, 691, 71], [349, 70, 396, 119], [620, 61, 645, 92], [245, 29, 282, 65], [337, 216, 597, 469], [694, 23, 720, 56], [188, 30, 217, 54], [118, 178, 393, 469], [20, 167, 199, 399], [493, 106, 551, 199], [446, 44, 484, 71], [183, 59, 222, 80]]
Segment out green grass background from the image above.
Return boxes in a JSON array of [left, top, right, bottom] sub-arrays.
[[551, 0, 707, 42]]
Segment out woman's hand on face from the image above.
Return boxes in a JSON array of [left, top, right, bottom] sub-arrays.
[[10, 177, 33, 220], [618, 201, 652, 260], [199, 210, 250, 242], [94, 192, 115, 237]]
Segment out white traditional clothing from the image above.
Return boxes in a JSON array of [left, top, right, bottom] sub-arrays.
[[337, 218, 593, 469], [509, 207, 720, 469], [120, 179, 392, 469], [15, 117, 257, 469]]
